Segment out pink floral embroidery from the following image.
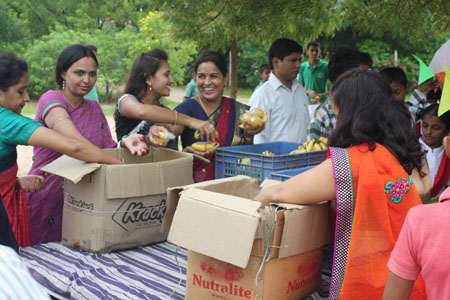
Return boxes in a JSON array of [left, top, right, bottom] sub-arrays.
[[385, 177, 413, 203]]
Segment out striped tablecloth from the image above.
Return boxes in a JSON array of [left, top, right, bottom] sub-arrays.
[[20, 242, 330, 300], [20, 242, 187, 300]]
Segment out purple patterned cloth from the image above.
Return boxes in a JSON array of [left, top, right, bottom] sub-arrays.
[[20, 242, 187, 300], [27, 90, 117, 246]]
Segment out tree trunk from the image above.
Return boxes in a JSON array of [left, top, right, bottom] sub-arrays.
[[229, 39, 238, 99]]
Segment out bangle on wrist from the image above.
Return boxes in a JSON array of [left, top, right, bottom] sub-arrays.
[[119, 134, 128, 147]]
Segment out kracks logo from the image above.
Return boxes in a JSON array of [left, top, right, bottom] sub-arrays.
[[112, 199, 166, 231], [66, 195, 94, 211]]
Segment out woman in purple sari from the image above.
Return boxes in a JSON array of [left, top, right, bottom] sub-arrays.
[[27, 44, 148, 246]]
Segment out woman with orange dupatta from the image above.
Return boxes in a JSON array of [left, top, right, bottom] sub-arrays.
[[173, 51, 264, 182], [255, 69, 429, 299]]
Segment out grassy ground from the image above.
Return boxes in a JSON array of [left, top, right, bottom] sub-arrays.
[[21, 98, 181, 117]]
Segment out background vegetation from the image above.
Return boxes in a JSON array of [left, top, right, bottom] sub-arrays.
[[1, 0, 448, 102]]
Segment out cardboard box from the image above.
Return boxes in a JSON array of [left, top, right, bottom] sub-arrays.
[[164, 176, 332, 300], [42, 147, 193, 253]]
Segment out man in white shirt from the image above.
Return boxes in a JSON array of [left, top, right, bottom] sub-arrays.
[[249, 38, 309, 144]]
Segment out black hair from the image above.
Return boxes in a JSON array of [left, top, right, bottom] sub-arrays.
[[422, 102, 450, 129], [358, 52, 373, 68], [194, 51, 227, 76], [260, 64, 270, 73], [86, 44, 97, 53], [328, 68, 424, 175], [379, 67, 408, 87], [55, 44, 98, 89], [307, 40, 321, 49], [0, 52, 28, 92], [426, 86, 442, 102], [268, 38, 303, 69], [328, 47, 362, 83], [124, 48, 168, 98]]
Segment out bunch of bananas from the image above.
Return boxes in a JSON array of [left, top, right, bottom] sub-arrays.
[[240, 108, 268, 130], [194, 129, 219, 140], [191, 141, 220, 152], [290, 137, 328, 154], [262, 150, 275, 156]]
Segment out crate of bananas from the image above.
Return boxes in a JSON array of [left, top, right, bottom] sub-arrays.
[[290, 138, 328, 154]]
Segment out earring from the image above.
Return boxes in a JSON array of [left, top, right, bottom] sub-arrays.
[[149, 82, 152, 91], [62, 80, 66, 90]]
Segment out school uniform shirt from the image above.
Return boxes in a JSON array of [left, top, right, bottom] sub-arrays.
[[249, 72, 310, 144], [298, 59, 328, 103], [420, 138, 450, 189]]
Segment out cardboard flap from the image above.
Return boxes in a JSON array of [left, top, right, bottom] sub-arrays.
[[168, 188, 261, 268], [162, 176, 259, 232], [260, 178, 281, 190], [278, 203, 331, 258], [41, 155, 100, 184], [105, 156, 192, 199]]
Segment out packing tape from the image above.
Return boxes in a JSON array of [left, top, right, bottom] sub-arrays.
[[63, 201, 166, 214], [254, 205, 286, 286], [167, 246, 184, 299]]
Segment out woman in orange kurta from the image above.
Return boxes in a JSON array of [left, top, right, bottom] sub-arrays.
[[255, 68, 429, 299]]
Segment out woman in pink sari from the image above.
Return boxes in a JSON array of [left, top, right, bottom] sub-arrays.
[[27, 44, 148, 246]]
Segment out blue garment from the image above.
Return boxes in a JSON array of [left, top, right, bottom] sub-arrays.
[[84, 84, 99, 102], [174, 98, 248, 149], [184, 79, 199, 99]]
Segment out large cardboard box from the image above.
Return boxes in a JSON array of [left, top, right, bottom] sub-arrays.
[[163, 176, 332, 300], [42, 147, 193, 253]]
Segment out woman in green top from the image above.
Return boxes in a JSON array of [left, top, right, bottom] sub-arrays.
[[0, 52, 147, 249]]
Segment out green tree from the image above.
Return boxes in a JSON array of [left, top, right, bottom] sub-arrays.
[[157, 0, 337, 98]]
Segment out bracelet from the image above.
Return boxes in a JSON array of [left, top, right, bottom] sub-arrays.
[[52, 116, 70, 129], [119, 134, 128, 147], [172, 111, 178, 126]]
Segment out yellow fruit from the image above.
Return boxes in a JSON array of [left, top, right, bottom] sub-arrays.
[[154, 132, 168, 144], [194, 129, 219, 140], [253, 108, 265, 118], [319, 142, 327, 150], [313, 143, 322, 151], [241, 112, 252, 123], [191, 141, 219, 152], [262, 112, 268, 123], [306, 140, 315, 152], [250, 116, 263, 129], [262, 150, 275, 156], [318, 137, 328, 145]]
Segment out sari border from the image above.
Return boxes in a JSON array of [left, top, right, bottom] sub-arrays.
[[328, 147, 354, 300]]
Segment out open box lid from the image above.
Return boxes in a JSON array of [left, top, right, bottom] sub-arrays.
[[41, 155, 100, 184], [168, 188, 261, 268], [166, 176, 262, 268], [41, 148, 193, 199]]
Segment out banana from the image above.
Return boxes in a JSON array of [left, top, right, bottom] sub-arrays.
[[319, 142, 327, 150], [318, 137, 328, 145], [306, 140, 315, 152], [313, 143, 322, 151], [194, 129, 219, 140], [262, 150, 275, 156], [191, 142, 219, 152]]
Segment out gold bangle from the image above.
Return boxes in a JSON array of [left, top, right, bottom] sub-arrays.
[[173, 111, 178, 126], [52, 116, 70, 129]]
